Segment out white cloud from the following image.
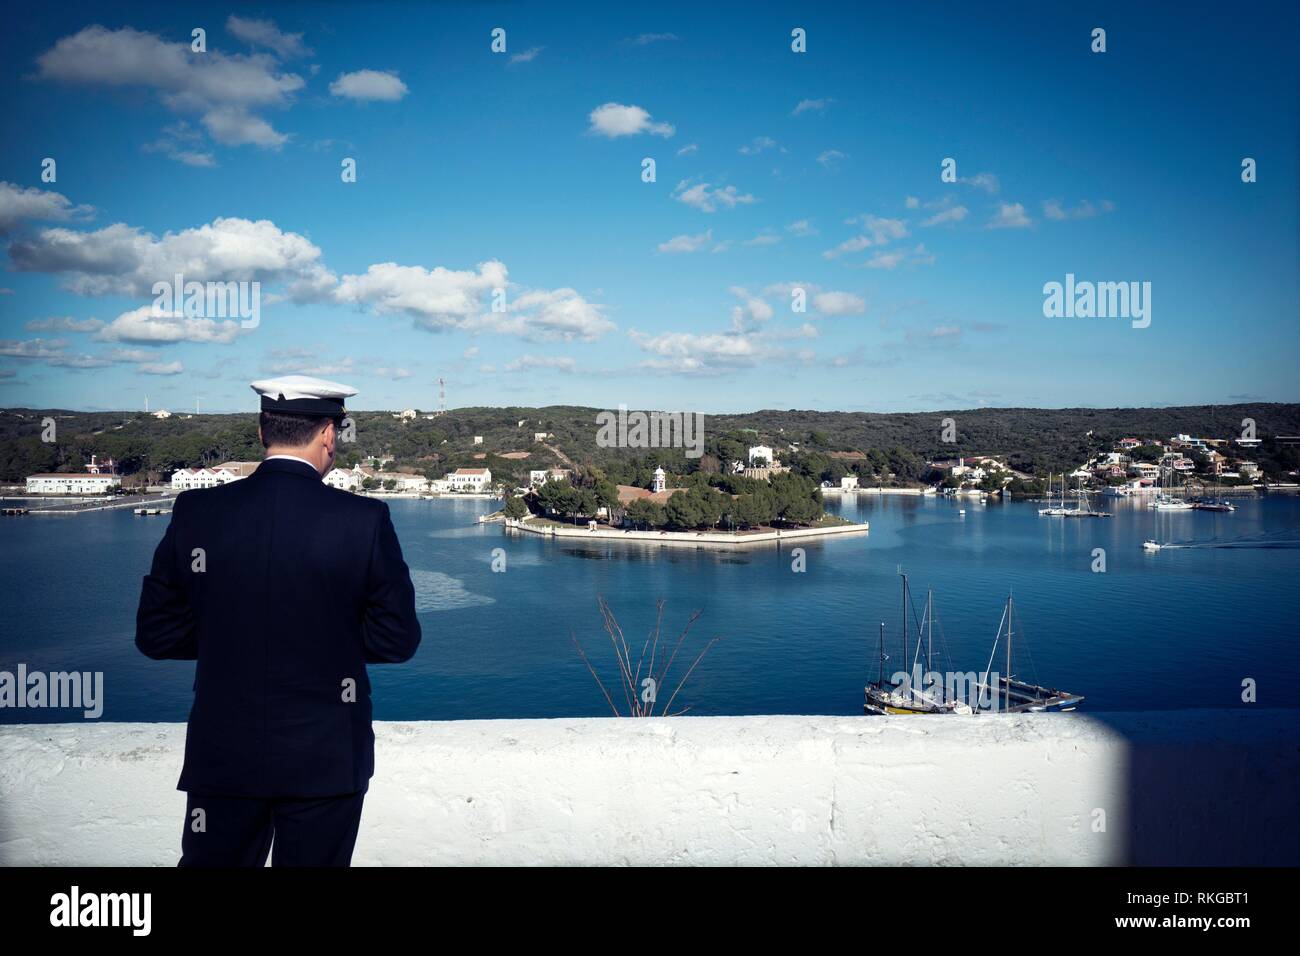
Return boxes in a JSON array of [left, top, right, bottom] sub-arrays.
[[863, 243, 935, 270], [329, 69, 408, 102], [743, 232, 780, 247], [588, 102, 675, 138], [0, 181, 95, 234], [813, 291, 866, 316], [510, 47, 544, 64], [817, 149, 847, 170], [786, 219, 817, 236], [504, 355, 576, 373], [793, 98, 834, 115], [823, 235, 873, 259], [988, 203, 1032, 229], [629, 329, 771, 374], [201, 106, 288, 147], [729, 287, 774, 331], [142, 121, 217, 166], [36, 25, 303, 150], [1042, 199, 1114, 220], [657, 229, 712, 253], [960, 172, 1000, 194], [0, 337, 185, 372], [627, 33, 679, 46], [467, 288, 614, 342], [0, 338, 71, 360], [9, 216, 335, 299], [739, 136, 777, 155], [848, 215, 909, 244], [95, 305, 244, 344], [226, 15, 310, 58], [676, 143, 698, 156], [921, 205, 968, 226], [25, 316, 104, 333], [335, 260, 507, 329], [905, 196, 920, 209], [672, 180, 757, 213]]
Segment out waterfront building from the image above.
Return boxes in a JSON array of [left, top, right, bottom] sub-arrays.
[[747, 445, 775, 466], [169, 461, 259, 491], [26, 472, 122, 495], [324, 464, 376, 492], [447, 468, 492, 492], [651, 467, 667, 493]]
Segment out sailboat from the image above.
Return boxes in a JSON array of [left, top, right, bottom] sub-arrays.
[[1151, 463, 1193, 510], [1038, 473, 1072, 516], [972, 594, 1085, 713], [863, 572, 971, 715], [1064, 476, 1110, 517]]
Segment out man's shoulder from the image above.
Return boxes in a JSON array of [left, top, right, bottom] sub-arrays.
[[319, 483, 389, 517]]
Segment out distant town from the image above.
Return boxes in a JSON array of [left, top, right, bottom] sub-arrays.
[[6, 403, 1299, 532]]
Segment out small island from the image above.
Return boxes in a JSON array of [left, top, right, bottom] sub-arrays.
[[492, 448, 867, 547]]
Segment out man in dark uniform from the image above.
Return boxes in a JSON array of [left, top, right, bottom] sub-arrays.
[[135, 375, 422, 866]]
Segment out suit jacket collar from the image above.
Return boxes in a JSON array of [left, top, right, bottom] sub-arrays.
[[255, 457, 324, 481]]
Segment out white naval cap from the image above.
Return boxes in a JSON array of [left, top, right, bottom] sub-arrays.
[[251, 375, 357, 418]]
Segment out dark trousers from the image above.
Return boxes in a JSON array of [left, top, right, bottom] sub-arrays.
[[179, 789, 367, 867]]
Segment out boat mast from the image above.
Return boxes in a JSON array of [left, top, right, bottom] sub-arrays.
[[926, 590, 933, 677], [1005, 594, 1013, 710], [878, 622, 885, 685], [900, 572, 909, 679]]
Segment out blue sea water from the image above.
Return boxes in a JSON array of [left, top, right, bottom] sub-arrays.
[[2, 494, 1298, 722]]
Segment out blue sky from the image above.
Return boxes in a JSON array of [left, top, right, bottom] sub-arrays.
[[0, 1, 1296, 414]]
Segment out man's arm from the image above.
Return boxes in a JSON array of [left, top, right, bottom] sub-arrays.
[[135, 494, 198, 660], [362, 503, 422, 663]]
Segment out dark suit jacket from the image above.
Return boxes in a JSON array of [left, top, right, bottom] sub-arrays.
[[135, 457, 421, 798]]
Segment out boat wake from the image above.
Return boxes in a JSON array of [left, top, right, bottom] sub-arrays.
[[1156, 535, 1300, 550]]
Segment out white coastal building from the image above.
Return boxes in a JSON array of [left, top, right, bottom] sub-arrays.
[[447, 467, 492, 492], [26, 472, 122, 495], [375, 473, 429, 493], [323, 464, 377, 492], [529, 468, 571, 488], [26, 454, 125, 495], [747, 445, 775, 466], [169, 461, 259, 491]]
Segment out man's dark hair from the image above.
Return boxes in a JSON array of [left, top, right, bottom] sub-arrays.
[[259, 411, 334, 449]]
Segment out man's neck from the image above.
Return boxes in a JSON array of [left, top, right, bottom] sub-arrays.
[[265, 449, 324, 475]]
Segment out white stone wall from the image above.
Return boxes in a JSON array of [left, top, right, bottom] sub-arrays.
[[0, 711, 1295, 866]]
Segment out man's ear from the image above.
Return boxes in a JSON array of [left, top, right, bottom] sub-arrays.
[[257, 425, 264, 446]]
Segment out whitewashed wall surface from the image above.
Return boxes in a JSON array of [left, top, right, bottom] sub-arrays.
[[1, 710, 1296, 866]]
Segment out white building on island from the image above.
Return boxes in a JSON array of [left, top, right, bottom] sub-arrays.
[[748, 445, 775, 466]]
